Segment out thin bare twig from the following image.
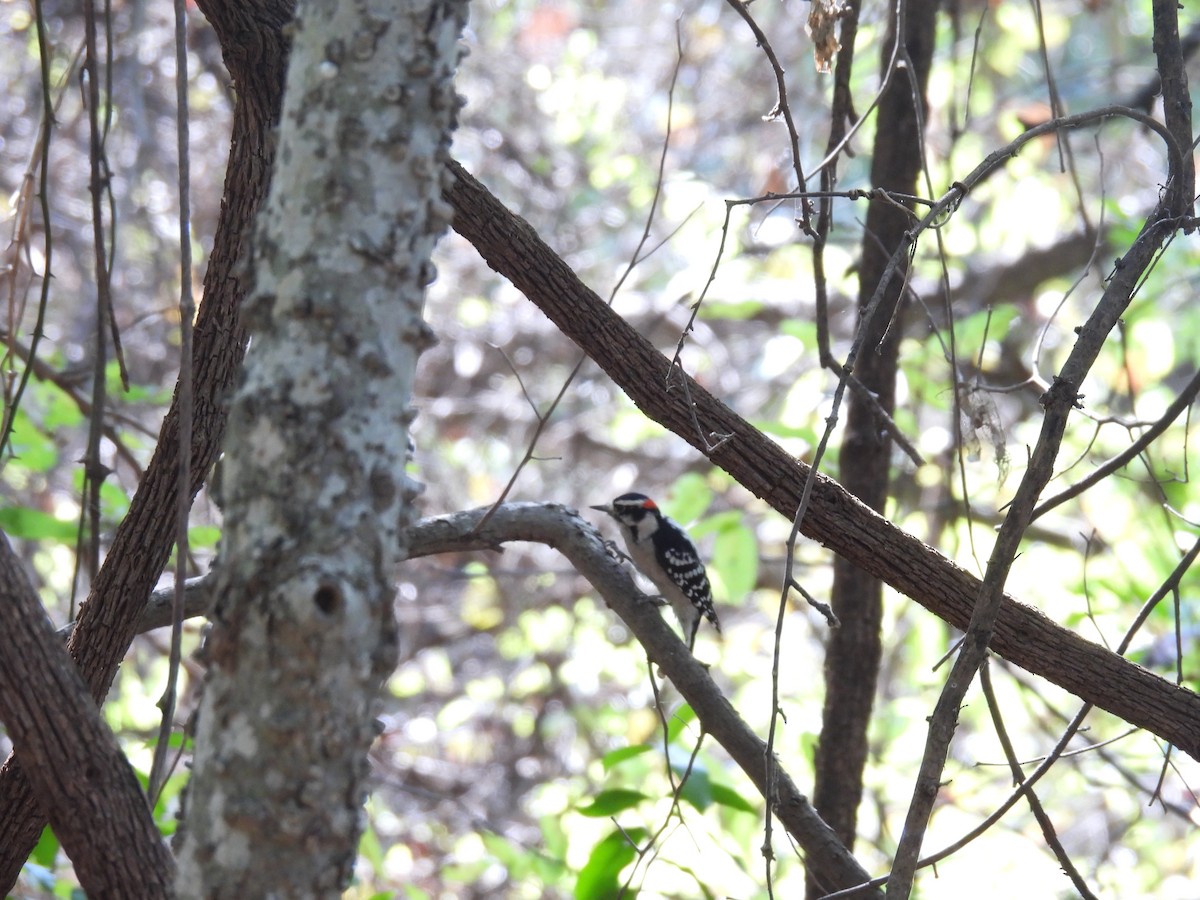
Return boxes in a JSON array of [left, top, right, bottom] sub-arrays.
[[1030, 0, 1091, 229], [78, 0, 117, 596], [885, 100, 1188, 895], [148, 0, 194, 806], [622, 698, 708, 896], [673, 187, 928, 465], [0, 37, 82, 459], [1032, 366, 1200, 521], [979, 659, 1099, 899], [721, 0, 810, 234], [473, 23, 689, 533]]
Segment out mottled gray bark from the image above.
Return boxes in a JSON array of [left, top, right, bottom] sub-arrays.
[[174, 1, 467, 896]]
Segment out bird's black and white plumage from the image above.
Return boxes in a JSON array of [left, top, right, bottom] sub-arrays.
[[591, 492, 721, 651]]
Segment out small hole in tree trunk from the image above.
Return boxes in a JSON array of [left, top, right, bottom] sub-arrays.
[[314, 584, 341, 615]]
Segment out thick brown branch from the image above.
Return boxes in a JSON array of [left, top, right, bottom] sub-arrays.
[[0, 534, 174, 897], [442, 158, 1200, 760]]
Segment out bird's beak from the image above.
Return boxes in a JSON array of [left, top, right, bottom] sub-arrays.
[[590, 503, 613, 515]]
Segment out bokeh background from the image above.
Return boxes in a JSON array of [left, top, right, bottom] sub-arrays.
[[2, 0, 1199, 896]]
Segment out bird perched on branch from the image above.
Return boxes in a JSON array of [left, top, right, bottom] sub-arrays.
[[591, 492, 721, 652]]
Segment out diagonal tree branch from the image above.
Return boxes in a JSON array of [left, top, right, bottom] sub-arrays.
[[442, 157, 1200, 760], [407, 502, 881, 898], [0, 532, 174, 897]]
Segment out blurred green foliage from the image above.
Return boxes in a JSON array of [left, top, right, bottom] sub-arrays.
[[4, 0, 1200, 896]]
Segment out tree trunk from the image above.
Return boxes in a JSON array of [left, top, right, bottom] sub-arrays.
[[0, 0, 290, 888], [173, 0, 467, 895], [810, 0, 938, 871]]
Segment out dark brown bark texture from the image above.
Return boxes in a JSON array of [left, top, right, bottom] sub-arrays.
[[0, 1, 291, 890], [0, 536, 174, 898], [1151, 0, 1196, 212], [442, 159, 1200, 760], [814, 0, 939, 855]]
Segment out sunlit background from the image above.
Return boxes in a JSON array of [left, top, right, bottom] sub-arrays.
[[2, 0, 1199, 896]]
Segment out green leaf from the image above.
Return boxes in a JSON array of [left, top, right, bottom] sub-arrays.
[[712, 520, 758, 602], [778, 319, 817, 343], [540, 813, 569, 860], [358, 820, 386, 877], [482, 831, 529, 877], [31, 824, 60, 868], [689, 509, 740, 537], [6, 413, 58, 472], [698, 299, 764, 320], [951, 304, 1018, 352], [575, 827, 645, 900], [666, 473, 712, 524], [188, 525, 222, 549], [666, 703, 696, 743], [151, 772, 187, 833], [601, 744, 653, 772], [710, 781, 756, 814], [577, 788, 650, 817], [689, 510, 757, 603], [99, 479, 132, 522], [105, 359, 169, 403], [676, 767, 712, 812], [0, 506, 76, 541]]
